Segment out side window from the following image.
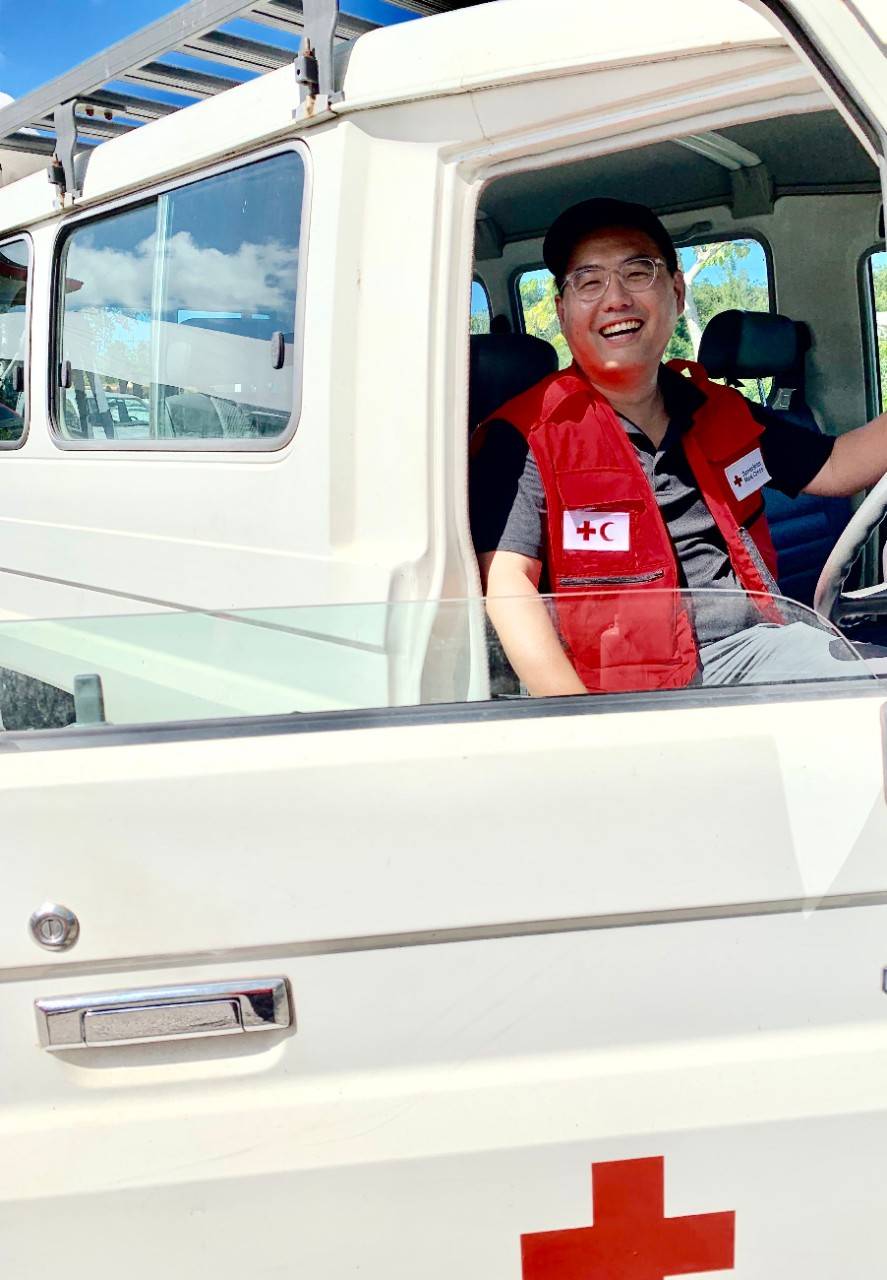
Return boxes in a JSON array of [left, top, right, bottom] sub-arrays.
[[470, 279, 491, 334], [55, 150, 305, 447], [864, 249, 886, 412], [0, 237, 29, 445], [516, 237, 773, 391]]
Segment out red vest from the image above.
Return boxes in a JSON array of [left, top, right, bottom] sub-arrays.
[[484, 360, 782, 693]]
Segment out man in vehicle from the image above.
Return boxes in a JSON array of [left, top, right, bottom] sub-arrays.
[[470, 197, 887, 694]]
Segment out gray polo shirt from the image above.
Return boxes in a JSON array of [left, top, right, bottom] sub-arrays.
[[469, 366, 834, 645]]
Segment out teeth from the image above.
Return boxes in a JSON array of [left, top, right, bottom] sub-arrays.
[[601, 320, 643, 336]]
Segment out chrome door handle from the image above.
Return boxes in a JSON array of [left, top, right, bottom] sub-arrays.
[[35, 977, 292, 1050]]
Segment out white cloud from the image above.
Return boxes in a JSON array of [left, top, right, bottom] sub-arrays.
[[66, 231, 298, 318]]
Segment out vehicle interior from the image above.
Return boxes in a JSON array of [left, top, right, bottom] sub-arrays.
[[469, 106, 887, 648]]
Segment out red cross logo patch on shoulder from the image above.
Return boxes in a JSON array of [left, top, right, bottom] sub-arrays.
[[725, 447, 769, 499], [521, 1156, 735, 1278]]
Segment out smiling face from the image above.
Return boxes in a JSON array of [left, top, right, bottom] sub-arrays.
[[555, 226, 685, 396]]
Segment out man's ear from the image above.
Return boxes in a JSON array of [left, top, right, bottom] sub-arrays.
[[555, 292, 565, 328], [673, 269, 686, 318]]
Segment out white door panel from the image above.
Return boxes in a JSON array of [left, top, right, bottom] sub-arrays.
[[2, 691, 886, 1274], [3, 903, 887, 1274]]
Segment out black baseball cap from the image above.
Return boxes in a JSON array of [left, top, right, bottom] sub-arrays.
[[543, 197, 679, 288]]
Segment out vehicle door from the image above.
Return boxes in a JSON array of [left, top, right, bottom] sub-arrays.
[[1, 587, 887, 1277], [2, 3, 887, 1273]]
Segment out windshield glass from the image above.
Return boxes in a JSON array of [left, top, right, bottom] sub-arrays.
[[0, 582, 877, 734]]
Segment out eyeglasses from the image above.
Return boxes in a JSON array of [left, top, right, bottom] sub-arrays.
[[561, 256, 666, 304]]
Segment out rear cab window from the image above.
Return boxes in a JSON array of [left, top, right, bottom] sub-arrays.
[[666, 237, 772, 401]]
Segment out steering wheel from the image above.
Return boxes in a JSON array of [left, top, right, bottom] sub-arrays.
[[813, 471, 887, 620]]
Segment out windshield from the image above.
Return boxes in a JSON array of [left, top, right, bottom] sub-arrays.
[[0, 583, 876, 734]]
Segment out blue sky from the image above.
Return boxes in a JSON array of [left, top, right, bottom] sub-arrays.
[[0, 0, 408, 99]]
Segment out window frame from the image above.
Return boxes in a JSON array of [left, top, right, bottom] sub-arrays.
[[3, 674, 882, 755], [858, 241, 886, 420], [48, 140, 311, 453], [0, 231, 33, 452]]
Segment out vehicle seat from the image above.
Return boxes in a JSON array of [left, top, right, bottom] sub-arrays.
[[469, 333, 559, 431], [698, 309, 850, 608], [468, 333, 559, 697]]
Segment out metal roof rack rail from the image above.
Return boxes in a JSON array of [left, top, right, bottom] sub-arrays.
[[0, 0, 487, 201]]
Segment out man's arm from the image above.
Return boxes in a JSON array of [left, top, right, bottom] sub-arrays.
[[803, 410, 887, 497], [479, 549, 587, 696]]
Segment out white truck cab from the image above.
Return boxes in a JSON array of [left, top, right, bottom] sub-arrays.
[[0, 1, 886, 1274]]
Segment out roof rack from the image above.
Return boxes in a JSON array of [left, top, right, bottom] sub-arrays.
[[0, 0, 488, 197]]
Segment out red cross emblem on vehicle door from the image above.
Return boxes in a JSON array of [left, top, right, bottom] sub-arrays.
[[521, 1156, 735, 1279]]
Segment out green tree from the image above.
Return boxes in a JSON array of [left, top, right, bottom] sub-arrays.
[[664, 240, 768, 360], [682, 241, 748, 348], [469, 310, 490, 334], [869, 259, 886, 409], [872, 262, 887, 311], [518, 270, 570, 367]]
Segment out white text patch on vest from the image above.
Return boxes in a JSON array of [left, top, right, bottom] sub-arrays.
[[563, 509, 630, 551], [725, 447, 770, 499]]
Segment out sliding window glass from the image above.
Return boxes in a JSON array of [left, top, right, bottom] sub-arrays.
[[0, 238, 29, 446], [55, 149, 306, 447]]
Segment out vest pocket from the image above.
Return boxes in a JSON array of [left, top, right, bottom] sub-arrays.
[[558, 570, 665, 587]]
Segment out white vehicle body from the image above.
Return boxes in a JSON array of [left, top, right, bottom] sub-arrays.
[[0, 1, 885, 1275]]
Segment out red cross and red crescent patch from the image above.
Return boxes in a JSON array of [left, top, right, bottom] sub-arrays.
[[563, 508, 631, 551], [521, 1156, 735, 1279]]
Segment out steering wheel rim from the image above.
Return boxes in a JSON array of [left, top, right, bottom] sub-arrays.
[[813, 470, 887, 620]]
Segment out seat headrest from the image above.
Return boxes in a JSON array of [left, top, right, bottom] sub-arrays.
[[698, 310, 811, 381], [469, 333, 559, 427]]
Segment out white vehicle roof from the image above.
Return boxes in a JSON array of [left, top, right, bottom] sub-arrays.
[[0, 0, 781, 142], [0, 0, 788, 230], [342, 0, 779, 104]]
